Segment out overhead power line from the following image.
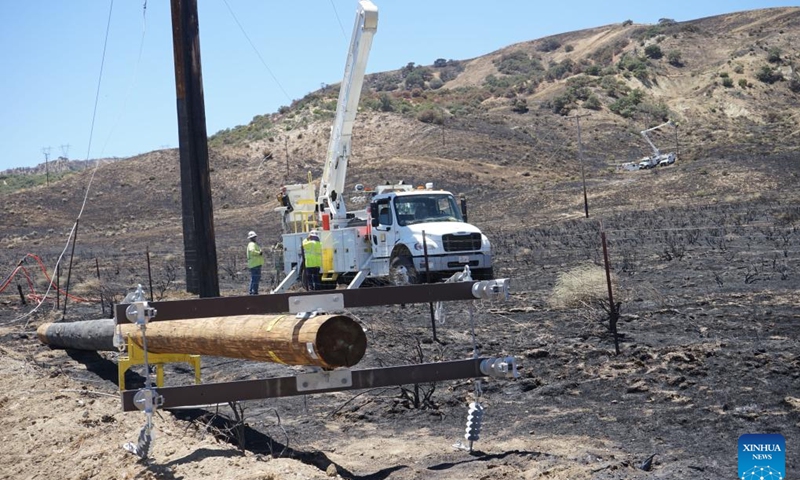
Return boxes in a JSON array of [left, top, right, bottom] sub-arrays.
[[329, 0, 348, 39], [221, 0, 293, 104]]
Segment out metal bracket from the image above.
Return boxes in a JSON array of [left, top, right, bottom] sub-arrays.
[[132, 388, 164, 412], [479, 356, 519, 379], [288, 292, 344, 314], [472, 279, 510, 301], [296, 369, 353, 392]]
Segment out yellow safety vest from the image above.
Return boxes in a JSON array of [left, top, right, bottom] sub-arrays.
[[247, 241, 264, 268], [302, 238, 322, 268]]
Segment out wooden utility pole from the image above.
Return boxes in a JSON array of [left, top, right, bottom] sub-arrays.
[[170, 0, 219, 297], [600, 221, 620, 355], [571, 113, 591, 218], [37, 314, 367, 369]]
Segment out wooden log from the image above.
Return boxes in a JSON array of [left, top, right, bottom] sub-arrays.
[[37, 314, 366, 368]]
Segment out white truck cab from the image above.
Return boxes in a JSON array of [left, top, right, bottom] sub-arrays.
[[368, 186, 492, 283]]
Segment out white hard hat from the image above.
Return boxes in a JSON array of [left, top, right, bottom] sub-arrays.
[[308, 230, 319, 239], [248, 231, 257, 239]]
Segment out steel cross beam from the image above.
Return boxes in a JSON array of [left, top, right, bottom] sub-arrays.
[[114, 280, 508, 323], [121, 357, 513, 411]]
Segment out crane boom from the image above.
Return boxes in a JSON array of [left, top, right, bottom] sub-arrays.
[[318, 0, 378, 223], [639, 120, 673, 157]]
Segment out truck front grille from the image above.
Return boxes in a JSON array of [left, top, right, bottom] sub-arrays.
[[442, 233, 482, 252]]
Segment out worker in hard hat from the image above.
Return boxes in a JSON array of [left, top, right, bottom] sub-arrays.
[[246, 231, 264, 295], [301, 230, 322, 291]]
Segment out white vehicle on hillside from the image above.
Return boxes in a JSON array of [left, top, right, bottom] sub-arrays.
[[637, 121, 678, 170]]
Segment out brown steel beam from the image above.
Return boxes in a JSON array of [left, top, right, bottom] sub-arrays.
[[121, 357, 487, 411], [114, 282, 488, 323]]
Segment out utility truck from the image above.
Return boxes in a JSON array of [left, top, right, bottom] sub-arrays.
[[637, 120, 677, 169], [272, 0, 492, 292]]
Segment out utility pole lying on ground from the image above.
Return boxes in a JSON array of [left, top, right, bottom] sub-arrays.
[[40, 277, 516, 459]]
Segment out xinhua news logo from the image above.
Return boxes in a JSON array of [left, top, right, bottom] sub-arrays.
[[738, 433, 786, 480]]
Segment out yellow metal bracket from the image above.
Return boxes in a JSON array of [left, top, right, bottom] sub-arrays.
[[118, 335, 201, 391]]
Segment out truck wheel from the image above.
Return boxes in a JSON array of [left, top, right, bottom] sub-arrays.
[[390, 255, 419, 285], [471, 267, 494, 280]]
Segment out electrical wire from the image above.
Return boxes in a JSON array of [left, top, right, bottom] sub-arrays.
[[0, 254, 95, 304], [220, 0, 293, 104], [328, 0, 348, 40], [100, 0, 149, 157], [16, 0, 116, 328]]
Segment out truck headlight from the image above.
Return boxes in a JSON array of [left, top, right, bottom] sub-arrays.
[[414, 239, 439, 251]]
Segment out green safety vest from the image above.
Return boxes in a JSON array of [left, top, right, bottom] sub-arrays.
[[302, 238, 322, 268], [247, 240, 264, 268]]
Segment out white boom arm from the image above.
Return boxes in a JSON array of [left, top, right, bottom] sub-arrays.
[[640, 120, 674, 157], [317, 0, 378, 223]]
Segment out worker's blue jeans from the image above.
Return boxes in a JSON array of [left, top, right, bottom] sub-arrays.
[[303, 266, 321, 291], [249, 266, 262, 295]]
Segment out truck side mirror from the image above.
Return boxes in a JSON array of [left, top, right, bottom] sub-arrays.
[[370, 203, 379, 228], [460, 195, 468, 223]]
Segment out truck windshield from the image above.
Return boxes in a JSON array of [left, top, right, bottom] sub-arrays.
[[394, 194, 464, 226]]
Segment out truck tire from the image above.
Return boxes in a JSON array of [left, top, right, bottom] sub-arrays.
[[471, 267, 494, 280], [390, 255, 419, 285]]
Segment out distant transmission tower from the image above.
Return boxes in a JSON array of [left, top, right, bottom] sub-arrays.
[[41, 146, 51, 185]]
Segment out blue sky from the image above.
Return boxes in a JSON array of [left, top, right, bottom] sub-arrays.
[[0, 0, 794, 171]]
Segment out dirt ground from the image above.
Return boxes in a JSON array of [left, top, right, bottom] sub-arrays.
[[2, 183, 799, 479]]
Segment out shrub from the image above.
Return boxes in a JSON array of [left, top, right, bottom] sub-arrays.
[[609, 89, 644, 118], [550, 93, 574, 115], [549, 264, 615, 309], [789, 79, 800, 93], [546, 59, 575, 81], [538, 38, 562, 52], [738, 78, 749, 88], [644, 45, 663, 59], [416, 108, 443, 125], [564, 44, 574, 53], [584, 64, 602, 76], [494, 50, 544, 75], [379, 93, 394, 112], [767, 47, 782, 64], [622, 19, 633, 27], [405, 70, 426, 90], [511, 97, 529, 113], [583, 94, 602, 110], [428, 77, 444, 90], [667, 50, 683, 67], [755, 65, 783, 84], [722, 77, 734, 88]]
